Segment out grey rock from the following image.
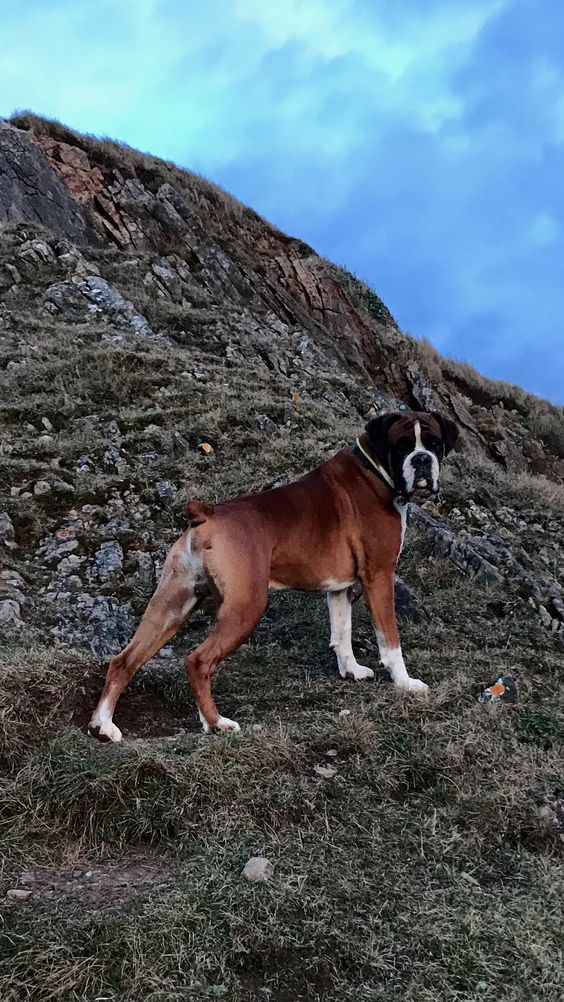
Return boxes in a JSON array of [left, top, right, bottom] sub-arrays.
[[102, 442, 127, 472], [33, 480, 51, 496], [411, 504, 564, 643], [51, 593, 134, 657], [133, 551, 156, 590], [57, 554, 85, 576], [0, 511, 15, 545], [242, 857, 273, 883], [76, 454, 95, 474], [37, 530, 79, 567], [156, 479, 177, 501], [0, 598, 23, 631], [51, 477, 75, 494], [87, 597, 134, 657], [394, 579, 431, 623], [314, 764, 338, 778], [410, 506, 503, 586], [90, 540, 124, 580], [0, 569, 26, 605], [45, 273, 163, 343], [96, 516, 131, 541], [6, 889, 32, 902], [256, 414, 275, 433], [0, 120, 92, 242], [17, 238, 56, 267]]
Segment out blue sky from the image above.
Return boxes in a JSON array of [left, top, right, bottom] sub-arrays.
[[2, 0, 563, 402]]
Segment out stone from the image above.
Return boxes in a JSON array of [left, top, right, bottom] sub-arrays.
[[103, 443, 127, 472], [52, 478, 75, 494], [314, 764, 337, 779], [57, 554, 85, 576], [76, 454, 95, 473], [0, 569, 27, 605], [0, 599, 23, 631], [6, 889, 32, 902], [0, 511, 15, 545], [156, 479, 178, 501], [45, 273, 162, 343], [90, 540, 124, 580], [133, 551, 155, 590], [33, 480, 51, 496], [198, 442, 214, 455], [256, 414, 275, 433], [41, 416, 53, 431], [242, 857, 273, 883]]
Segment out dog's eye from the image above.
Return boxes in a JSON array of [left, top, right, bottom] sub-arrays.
[[425, 437, 441, 451], [397, 437, 412, 453]]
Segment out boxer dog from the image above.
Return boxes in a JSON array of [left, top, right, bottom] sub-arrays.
[[89, 410, 458, 741]]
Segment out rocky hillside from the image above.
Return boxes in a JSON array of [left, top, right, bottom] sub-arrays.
[[1, 112, 563, 656], [1, 114, 564, 1002]]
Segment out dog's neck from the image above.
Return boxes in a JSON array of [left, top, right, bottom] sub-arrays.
[[353, 433, 395, 491]]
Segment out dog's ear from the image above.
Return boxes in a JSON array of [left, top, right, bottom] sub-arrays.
[[431, 412, 459, 455], [365, 412, 402, 463]]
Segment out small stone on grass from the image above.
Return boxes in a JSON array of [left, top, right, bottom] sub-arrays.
[[314, 764, 337, 779], [242, 856, 272, 883], [7, 889, 32, 902]]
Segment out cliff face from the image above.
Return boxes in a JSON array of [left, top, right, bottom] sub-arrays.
[[3, 112, 562, 467]]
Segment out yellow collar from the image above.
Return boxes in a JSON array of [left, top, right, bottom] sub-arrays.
[[354, 438, 395, 489]]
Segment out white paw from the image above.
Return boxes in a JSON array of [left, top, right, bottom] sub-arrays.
[[214, 716, 241, 733], [198, 711, 241, 734], [395, 676, 429, 694], [344, 664, 374, 681], [89, 719, 123, 743]]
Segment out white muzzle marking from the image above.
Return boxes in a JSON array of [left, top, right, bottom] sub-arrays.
[[402, 421, 440, 494]]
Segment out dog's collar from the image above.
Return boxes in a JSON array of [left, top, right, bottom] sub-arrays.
[[352, 438, 395, 490]]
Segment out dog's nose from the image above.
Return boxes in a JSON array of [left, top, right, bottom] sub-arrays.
[[412, 452, 431, 470]]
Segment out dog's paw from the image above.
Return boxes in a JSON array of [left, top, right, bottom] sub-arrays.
[[345, 664, 374, 681], [199, 711, 241, 734], [395, 676, 429, 694], [88, 720, 123, 743], [215, 716, 241, 733]]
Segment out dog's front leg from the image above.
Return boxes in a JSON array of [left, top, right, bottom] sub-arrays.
[[326, 589, 373, 680], [363, 570, 428, 693]]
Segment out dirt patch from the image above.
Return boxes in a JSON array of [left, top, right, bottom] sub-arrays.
[[4, 858, 168, 911], [61, 660, 192, 740]]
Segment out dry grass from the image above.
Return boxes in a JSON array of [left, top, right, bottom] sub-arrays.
[[1, 552, 563, 1000]]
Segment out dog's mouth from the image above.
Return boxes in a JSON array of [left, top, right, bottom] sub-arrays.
[[410, 478, 438, 501]]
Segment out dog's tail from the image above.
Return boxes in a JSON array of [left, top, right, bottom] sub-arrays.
[[185, 499, 215, 527]]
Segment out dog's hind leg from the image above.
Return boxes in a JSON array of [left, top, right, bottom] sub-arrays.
[[184, 547, 269, 733], [89, 533, 202, 742], [326, 589, 373, 681]]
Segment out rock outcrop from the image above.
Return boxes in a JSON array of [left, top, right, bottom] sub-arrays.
[[0, 121, 92, 242]]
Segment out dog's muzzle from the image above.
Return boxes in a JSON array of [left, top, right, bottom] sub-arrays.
[[407, 452, 439, 498]]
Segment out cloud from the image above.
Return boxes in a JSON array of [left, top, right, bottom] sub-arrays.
[[1, 0, 562, 401]]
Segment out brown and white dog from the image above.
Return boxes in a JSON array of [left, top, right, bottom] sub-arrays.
[[89, 410, 458, 742]]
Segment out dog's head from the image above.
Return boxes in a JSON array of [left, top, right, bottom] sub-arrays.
[[365, 410, 458, 505]]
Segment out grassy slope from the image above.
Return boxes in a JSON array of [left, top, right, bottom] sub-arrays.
[[0, 219, 563, 1000]]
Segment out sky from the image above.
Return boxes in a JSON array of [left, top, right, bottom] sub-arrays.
[[2, 0, 563, 402]]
